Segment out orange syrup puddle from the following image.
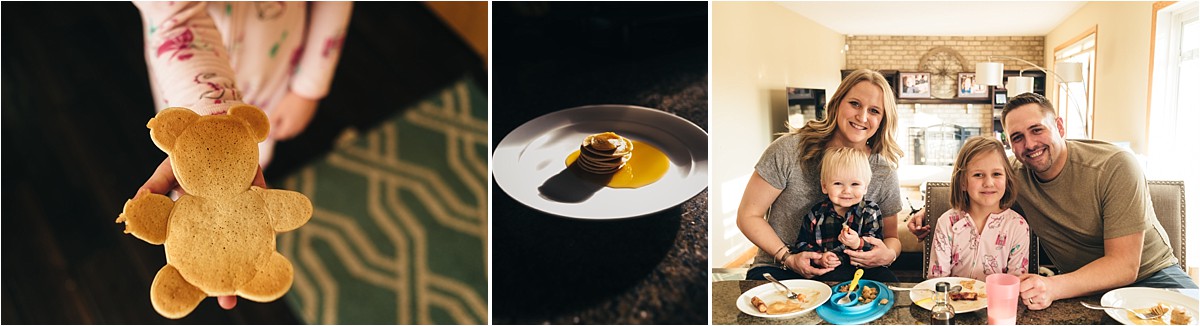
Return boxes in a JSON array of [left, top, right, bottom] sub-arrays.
[[565, 140, 668, 188]]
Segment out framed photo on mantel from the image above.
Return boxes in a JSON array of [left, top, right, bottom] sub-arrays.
[[898, 72, 931, 99], [957, 72, 988, 98]]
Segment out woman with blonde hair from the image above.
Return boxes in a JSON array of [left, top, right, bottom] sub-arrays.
[[737, 69, 906, 281]]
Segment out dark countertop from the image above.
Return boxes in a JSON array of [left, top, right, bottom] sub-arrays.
[[490, 2, 708, 324], [713, 280, 1197, 325]]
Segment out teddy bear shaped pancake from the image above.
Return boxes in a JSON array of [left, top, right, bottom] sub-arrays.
[[116, 105, 312, 319]]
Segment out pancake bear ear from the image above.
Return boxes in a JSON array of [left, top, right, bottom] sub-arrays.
[[229, 105, 269, 143], [147, 108, 200, 154]]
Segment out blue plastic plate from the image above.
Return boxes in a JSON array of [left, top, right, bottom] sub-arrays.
[[816, 279, 895, 325]]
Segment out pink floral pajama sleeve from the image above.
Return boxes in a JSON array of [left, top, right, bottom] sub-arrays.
[[135, 2, 351, 115], [289, 2, 352, 101], [135, 1, 242, 115], [927, 208, 1030, 281]]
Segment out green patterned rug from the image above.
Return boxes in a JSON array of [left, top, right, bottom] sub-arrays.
[[276, 77, 487, 324]]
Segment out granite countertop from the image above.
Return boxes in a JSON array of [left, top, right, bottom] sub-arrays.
[[713, 280, 1150, 325], [491, 3, 708, 324]]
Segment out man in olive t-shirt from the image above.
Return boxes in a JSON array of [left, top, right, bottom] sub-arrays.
[[1012, 138, 1177, 281], [1001, 93, 1195, 310]]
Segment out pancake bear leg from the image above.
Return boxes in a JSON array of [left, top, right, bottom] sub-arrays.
[[150, 264, 206, 319], [236, 252, 294, 302]]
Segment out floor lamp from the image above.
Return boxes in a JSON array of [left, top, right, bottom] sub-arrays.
[[976, 56, 1086, 135], [975, 56, 1083, 96]]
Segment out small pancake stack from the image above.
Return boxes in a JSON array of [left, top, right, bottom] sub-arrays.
[[577, 132, 634, 174]]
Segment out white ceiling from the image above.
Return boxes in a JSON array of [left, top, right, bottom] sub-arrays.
[[777, 1, 1087, 36]]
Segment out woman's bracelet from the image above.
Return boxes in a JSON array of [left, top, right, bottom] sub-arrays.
[[772, 245, 788, 262], [779, 252, 792, 270]]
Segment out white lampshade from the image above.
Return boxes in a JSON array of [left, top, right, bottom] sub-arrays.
[[1006, 76, 1035, 96], [1054, 62, 1084, 83], [976, 62, 1005, 86]]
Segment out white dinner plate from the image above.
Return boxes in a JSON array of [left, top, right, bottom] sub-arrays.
[[737, 279, 833, 319], [1100, 287, 1198, 325], [492, 105, 708, 219], [910, 277, 988, 313]]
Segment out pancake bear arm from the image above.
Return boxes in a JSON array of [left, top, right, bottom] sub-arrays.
[[253, 187, 313, 233], [116, 188, 174, 245]]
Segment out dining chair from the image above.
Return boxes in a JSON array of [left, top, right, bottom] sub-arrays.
[[1148, 180, 1186, 267]]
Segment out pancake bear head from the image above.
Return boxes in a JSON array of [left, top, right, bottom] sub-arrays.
[[147, 105, 269, 198]]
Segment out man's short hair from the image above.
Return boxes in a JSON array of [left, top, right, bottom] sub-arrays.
[[1001, 92, 1057, 129]]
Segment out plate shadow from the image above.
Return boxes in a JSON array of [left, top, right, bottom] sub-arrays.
[[537, 163, 610, 203]]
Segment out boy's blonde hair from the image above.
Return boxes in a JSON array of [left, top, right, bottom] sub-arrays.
[[950, 136, 1018, 211], [788, 69, 904, 168], [820, 147, 872, 185]]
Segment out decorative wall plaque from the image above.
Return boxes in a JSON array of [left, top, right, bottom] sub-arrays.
[[918, 46, 968, 99]]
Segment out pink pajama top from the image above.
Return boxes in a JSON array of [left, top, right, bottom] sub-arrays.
[[927, 208, 1031, 281], [135, 2, 351, 115]]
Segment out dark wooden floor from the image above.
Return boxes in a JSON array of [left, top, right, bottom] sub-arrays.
[[1, 2, 484, 324]]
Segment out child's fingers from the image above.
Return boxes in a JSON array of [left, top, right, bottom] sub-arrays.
[[252, 165, 268, 189], [139, 158, 179, 196], [218, 295, 237, 309], [270, 115, 291, 139]]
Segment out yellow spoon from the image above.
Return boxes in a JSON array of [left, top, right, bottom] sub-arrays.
[[849, 268, 864, 292], [837, 269, 865, 305]]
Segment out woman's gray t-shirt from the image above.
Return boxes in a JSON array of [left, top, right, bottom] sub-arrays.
[[751, 133, 902, 268]]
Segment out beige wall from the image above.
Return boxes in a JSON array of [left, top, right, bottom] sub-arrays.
[[1045, 2, 1154, 154], [711, 2, 844, 267]]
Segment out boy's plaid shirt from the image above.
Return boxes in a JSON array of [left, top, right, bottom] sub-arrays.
[[791, 199, 882, 254]]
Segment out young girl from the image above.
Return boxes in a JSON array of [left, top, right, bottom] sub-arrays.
[[928, 136, 1030, 281], [134, 2, 351, 310]]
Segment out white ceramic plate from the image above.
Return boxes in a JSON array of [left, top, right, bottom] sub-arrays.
[[737, 279, 833, 319], [1100, 287, 1198, 325], [910, 277, 988, 313], [492, 105, 708, 219]]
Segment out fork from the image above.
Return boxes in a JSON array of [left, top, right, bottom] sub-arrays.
[[888, 285, 959, 293], [762, 273, 800, 302], [1080, 302, 1165, 320]]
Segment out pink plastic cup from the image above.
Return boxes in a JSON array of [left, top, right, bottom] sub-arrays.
[[986, 273, 1020, 325]]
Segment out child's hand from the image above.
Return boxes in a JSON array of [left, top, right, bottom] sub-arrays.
[[839, 227, 862, 250], [821, 251, 841, 268], [268, 91, 319, 140]]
